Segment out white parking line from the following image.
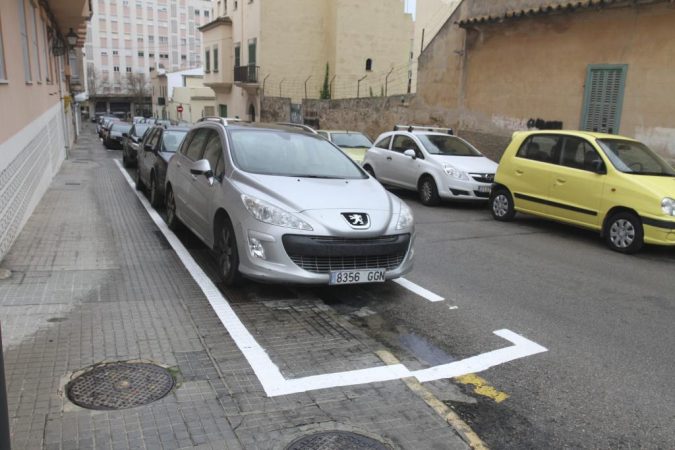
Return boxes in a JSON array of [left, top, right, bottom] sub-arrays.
[[393, 277, 445, 302], [115, 160, 548, 397]]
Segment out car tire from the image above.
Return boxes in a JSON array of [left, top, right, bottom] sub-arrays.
[[490, 188, 516, 221], [419, 176, 440, 206], [149, 174, 162, 208], [216, 217, 243, 286], [165, 186, 182, 231], [135, 167, 144, 192], [604, 212, 644, 254]]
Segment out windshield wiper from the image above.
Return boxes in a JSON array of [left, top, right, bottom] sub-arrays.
[[290, 174, 344, 179]]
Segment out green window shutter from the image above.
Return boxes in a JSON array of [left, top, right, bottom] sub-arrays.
[[219, 104, 227, 117], [581, 64, 627, 134]]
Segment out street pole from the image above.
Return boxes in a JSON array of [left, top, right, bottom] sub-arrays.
[[0, 323, 11, 450], [357, 75, 367, 99]]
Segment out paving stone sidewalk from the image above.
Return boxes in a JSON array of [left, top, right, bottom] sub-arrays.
[[0, 126, 469, 450]]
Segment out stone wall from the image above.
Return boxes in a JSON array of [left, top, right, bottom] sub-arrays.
[[261, 97, 292, 123]]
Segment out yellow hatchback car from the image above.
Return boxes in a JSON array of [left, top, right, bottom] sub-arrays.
[[490, 130, 675, 253]]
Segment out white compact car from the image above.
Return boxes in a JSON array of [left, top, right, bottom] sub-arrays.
[[362, 126, 499, 206]]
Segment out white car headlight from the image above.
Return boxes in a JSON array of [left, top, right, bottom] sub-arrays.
[[443, 164, 469, 180], [662, 197, 675, 216], [242, 195, 313, 231], [396, 201, 414, 230]]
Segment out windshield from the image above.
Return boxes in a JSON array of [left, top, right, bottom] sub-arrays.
[[162, 131, 188, 153], [230, 130, 367, 179], [134, 124, 151, 137], [417, 134, 482, 156], [331, 132, 373, 148], [597, 139, 675, 176], [112, 124, 132, 134]]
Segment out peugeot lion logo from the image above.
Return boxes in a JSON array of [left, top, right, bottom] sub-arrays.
[[342, 213, 370, 229]]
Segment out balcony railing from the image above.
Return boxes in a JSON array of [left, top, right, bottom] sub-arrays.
[[234, 65, 259, 84]]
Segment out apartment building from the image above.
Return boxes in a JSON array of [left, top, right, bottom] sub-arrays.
[[0, 0, 90, 261], [85, 0, 212, 116], [200, 0, 414, 121]]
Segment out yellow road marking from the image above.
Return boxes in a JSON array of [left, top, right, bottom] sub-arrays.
[[376, 350, 489, 450], [455, 374, 510, 403]]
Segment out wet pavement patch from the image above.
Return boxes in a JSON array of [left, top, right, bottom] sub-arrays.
[[285, 431, 392, 450], [66, 362, 174, 410]]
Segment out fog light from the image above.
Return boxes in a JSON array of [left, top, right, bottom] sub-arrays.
[[248, 237, 266, 259]]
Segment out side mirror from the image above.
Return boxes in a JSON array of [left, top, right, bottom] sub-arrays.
[[190, 159, 214, 179], [403, 149, 417, 159]]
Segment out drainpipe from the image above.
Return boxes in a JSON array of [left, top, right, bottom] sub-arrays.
[[0, 324, 10, 450]]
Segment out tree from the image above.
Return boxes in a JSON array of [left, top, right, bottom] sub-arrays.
[[320, 63, 331, 100], [86, 64, 110, 97], [126, 72, 151, 115]]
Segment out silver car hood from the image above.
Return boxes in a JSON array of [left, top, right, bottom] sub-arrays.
[[236, 173, 395, 213], [431, 155, 498, 172]]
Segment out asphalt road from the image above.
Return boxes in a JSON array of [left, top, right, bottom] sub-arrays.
[[350, 189, 675, 449], [124, 153, 675, 449]]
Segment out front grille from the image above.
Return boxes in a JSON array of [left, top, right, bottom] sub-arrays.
[[470, 173, 495, 183], [290, 254, 406, 273], [283, 234, 410, 274], [473, 190, 490, 198]]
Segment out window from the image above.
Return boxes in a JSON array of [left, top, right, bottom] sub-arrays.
[[138, 51, 144, 57], [375, 136, 392, 150], [581, 65, 627, 134], [148, 35, 154, 43], [194, 9, 200, 15], [365, 58, 373, 72], [204, 10, 209, 18], [181, 54, 186, 60], [202, 130, 222, 171], [126, 67, 132, 72], [0, 12, 6, 80], [219, 104, 227, 117], [18, 0, 32, 82], [204, 49, 210, 72], [212, 46, 218, 72], [30, 3, 41, 82], [148, 53, 154, 58], [516, 135, 563, 164], [559, 137, 599, 171], [234, 1, 238, 10], [391, 135, 420, 154], [42, 20, 51, 82], [113, 66, 120, 72], [248, 38, 256, 65], [234, 44, 240, 67], [112, 50, 119, 55], [185, 129, 209, 160]]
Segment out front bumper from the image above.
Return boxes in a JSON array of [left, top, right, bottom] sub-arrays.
[[642, 216, 675, 246], [235, 225, 415, 284], [439, 177, 493, 201]]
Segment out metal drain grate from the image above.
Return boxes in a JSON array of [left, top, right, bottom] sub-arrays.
[[66, 362, 174, 410], [286, 431, 390, 450]]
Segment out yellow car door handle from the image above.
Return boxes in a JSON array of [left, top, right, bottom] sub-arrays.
[[515, 169, 524, 175], [555, 178, 566, 184]]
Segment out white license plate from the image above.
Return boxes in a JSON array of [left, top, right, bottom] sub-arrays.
[[329, 269, 386, 285], [478, 185, 492, 193]]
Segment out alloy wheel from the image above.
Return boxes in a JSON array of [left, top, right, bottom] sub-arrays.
[[493, 194, 510, 217], [609, 219, 635, 249]]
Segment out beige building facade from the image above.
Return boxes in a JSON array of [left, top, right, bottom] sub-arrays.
[[0, 0, 90, 261], [416, 0, 675, 161], [200, 0, 414, 121]]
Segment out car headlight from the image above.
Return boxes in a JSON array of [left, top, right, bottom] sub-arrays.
[[396, 201, 414, 230], [662, 197, 675, 216], [242, 195, 313, 231], [443, 164, 468, 180]]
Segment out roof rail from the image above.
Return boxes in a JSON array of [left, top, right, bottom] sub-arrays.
[[276, 122, 319, 134], [197, 116, 235, 126], [394, 125, 454, 135]]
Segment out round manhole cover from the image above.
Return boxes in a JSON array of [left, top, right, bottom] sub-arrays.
[[66, 362, 174, 410], [286, 431, 390, 450]]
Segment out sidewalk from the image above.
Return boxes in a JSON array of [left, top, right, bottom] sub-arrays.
[[0, 125, 469, 450]]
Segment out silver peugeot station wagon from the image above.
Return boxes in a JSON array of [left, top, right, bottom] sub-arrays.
[[164, 118, 415, 286]]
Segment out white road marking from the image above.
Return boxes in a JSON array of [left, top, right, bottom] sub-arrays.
[[448, 306, 459, 310], [393, 277, 445, 302], [115, 160, 548, 396]]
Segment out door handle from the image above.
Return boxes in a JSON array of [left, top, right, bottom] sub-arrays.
[[386, 156, 393, 161], [515, 169, 524, 175], [555, 178, 566, 185]]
